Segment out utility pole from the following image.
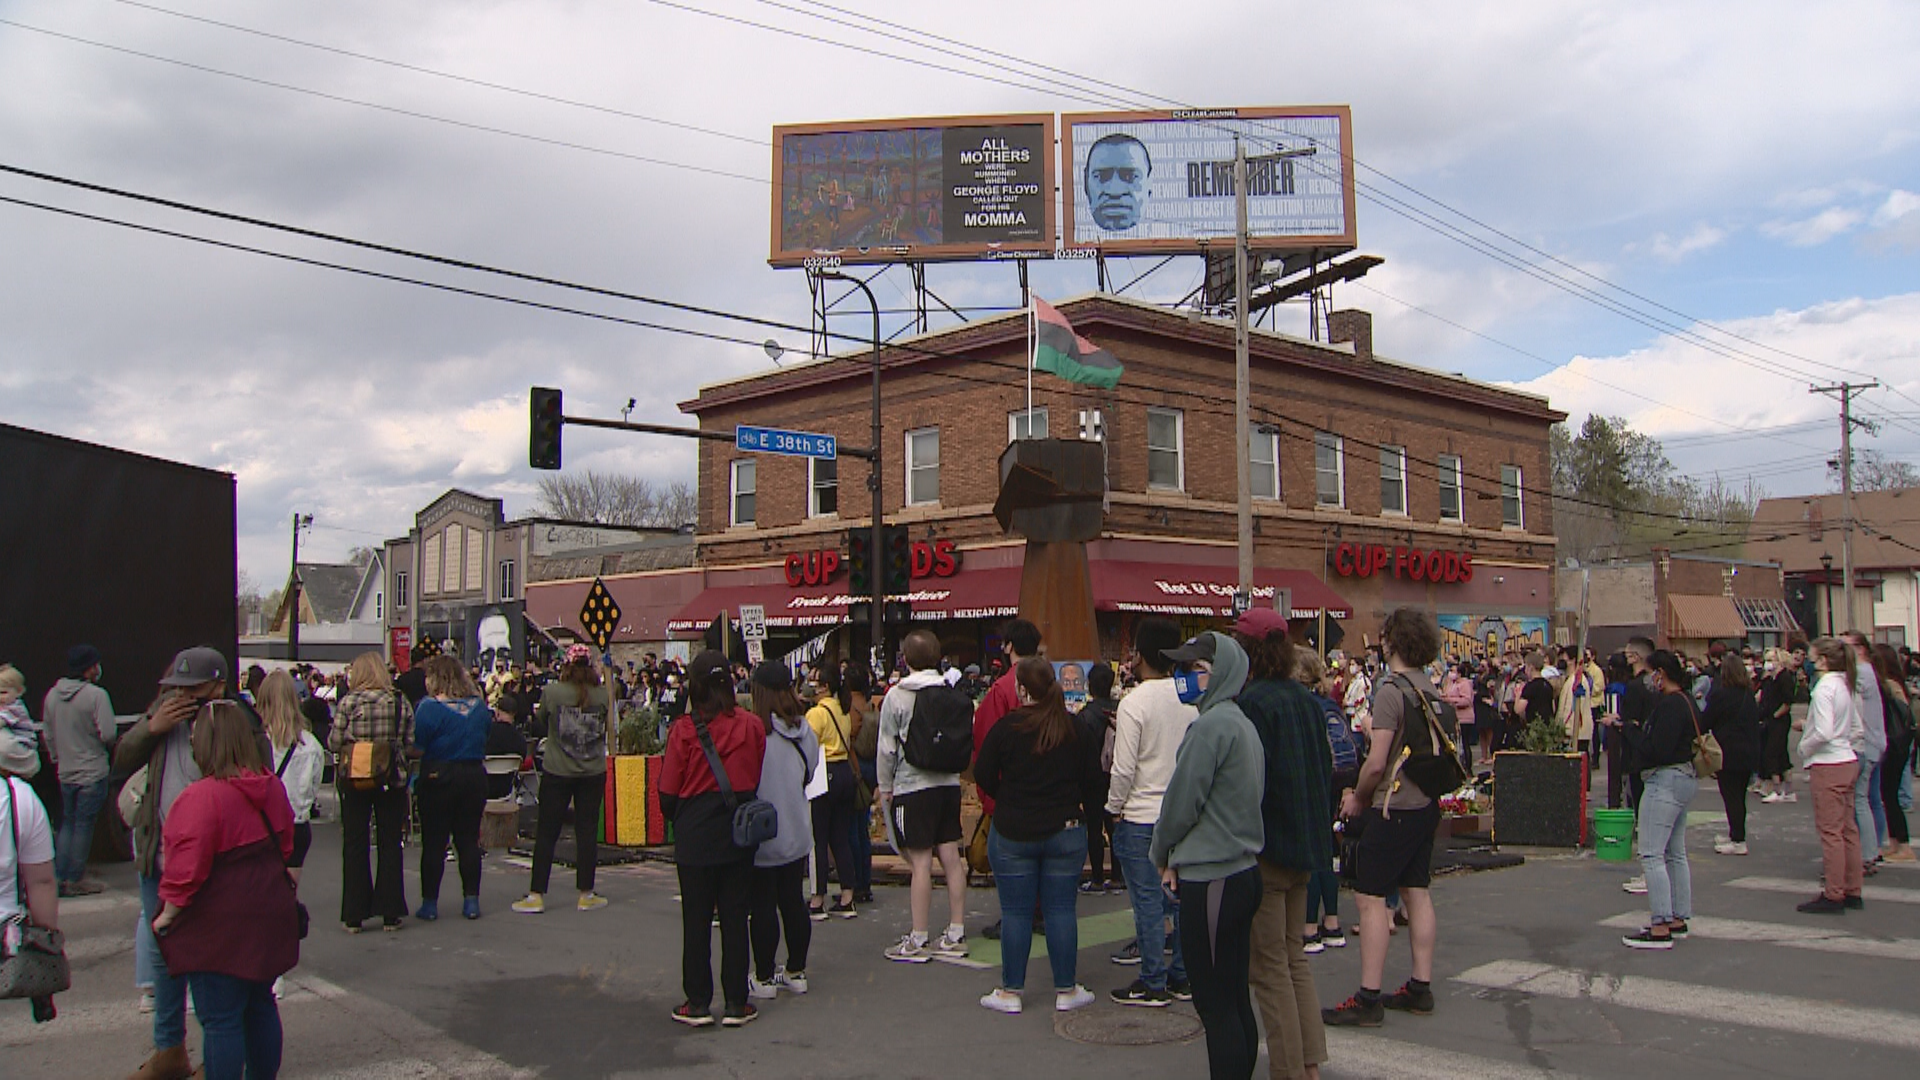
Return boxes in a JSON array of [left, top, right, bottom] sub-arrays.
[[288, 512, 312, 661], [1811, 381, 1878, 633]]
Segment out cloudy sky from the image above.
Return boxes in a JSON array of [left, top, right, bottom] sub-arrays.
[[4, 0, 1917, 585]]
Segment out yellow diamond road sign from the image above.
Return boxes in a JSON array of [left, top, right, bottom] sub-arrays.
[[579, 577, 622, 651]]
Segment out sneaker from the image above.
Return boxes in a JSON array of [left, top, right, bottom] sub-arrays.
[[1665, 919, 1689, 939], [853, 890, 876, 903], [1167, 979, 1194, 1002], [343, 921, 364, 934], [747, 976, 779, 1001], [670, 1002, 715, 1027], [1055, 985, 1096, 1012], [1887, 844, 1919, 862], [1780, 792, 1798, 803], [1320, 926, 1347, 948], [1302, 931, 1325, 955], [981, 918, 1002, 940], [272, 977, 285, 1001], [1078, 880, 1105, 895], [1110, 980, 1172, 1008], [772, 970, 808, 994], [1760, 792, 1783, 804], [885, 934, 931, 963], [512, 894, 545, 914], [720, 1004, 758, 1027], [829, 900, 858, 919], [1382, 980, 1435, 1015], [1110, 941, 1142, 965], [1322, 994, 1385, 1027], [932, 929, 967, 957], [1621, 928, 1674, 950], [980, 988, 1023, 1014], [137, 989, 155, 1014], [463, 896, 481, 920], [1106, 880, 1128, 895], [577, 892, 608, 911], [1713, 834, 1731, 846], [415, 899, 439, 922], [808, 904, 830, 923], [1713, 841, 1748, 856], [382, 917, 404, 932], [1622, 877, 1648, 895], [1843, 895, 1865, 910], [1797, 895, 1845, 914]]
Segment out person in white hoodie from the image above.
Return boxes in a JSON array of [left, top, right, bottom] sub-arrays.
[[1797, 637, 1863, 914], [878, 629, 970, 964]]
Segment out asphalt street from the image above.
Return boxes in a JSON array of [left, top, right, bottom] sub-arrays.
[[7, 774, 1918, 1079]]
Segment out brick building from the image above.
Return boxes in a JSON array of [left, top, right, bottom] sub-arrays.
[[662, 293, 1564, 667]]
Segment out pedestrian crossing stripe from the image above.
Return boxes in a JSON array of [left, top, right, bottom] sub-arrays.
[[1597, 912, 1920, 962], [1725, 875, 1920, 905]]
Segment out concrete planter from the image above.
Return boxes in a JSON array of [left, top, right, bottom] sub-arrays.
[[1492, 751, 1589, 847]]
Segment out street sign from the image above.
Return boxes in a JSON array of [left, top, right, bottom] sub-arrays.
[[1231, 590, 1253, 616], [739, 603, 767, 642], [578, 577, 622, 651], [1272, 587, 1292, 619], [735, 424, 836, 460], [745, 638, 765, 665]]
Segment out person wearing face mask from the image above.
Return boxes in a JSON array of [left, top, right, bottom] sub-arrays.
[[1600, 650, 1699, 947]]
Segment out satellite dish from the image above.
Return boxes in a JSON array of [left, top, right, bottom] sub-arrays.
[[763, 340, 786, 365]]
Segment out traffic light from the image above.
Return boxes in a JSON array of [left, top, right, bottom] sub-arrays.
[[884, 524, 912, 594], [847, 528, 872, 596], [529, 387, 563, 470]]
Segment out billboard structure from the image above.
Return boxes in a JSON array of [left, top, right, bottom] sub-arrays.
[[770, 114, 1056, 267], [1061, 106, 1356, 254]]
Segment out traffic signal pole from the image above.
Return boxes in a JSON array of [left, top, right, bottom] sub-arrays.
[[819, 272, 888, 674]]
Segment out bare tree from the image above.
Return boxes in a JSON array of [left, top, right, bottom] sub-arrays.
[[346, 545, 380, 568], [652, 481, 697, 528], [1827, 451, 1920, 493], [535, 471, 701, 527]]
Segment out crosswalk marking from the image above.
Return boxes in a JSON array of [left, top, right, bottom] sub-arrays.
[[1313, 1029, 1576, 1079], [1726, 875, 1920, 904], [1454, 960, 1920, 1051], [1597, 912, 1920, 962], [0, 972, 346, 1044]]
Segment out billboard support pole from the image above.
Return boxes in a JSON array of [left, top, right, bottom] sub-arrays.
[[819, 272, 888, 673], [1234, 139, 1254, 602]]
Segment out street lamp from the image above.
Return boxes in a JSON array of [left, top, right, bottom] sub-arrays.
[[1819, 552, 1834, 637], [818, 271, 886, 670], [289, 513, 314, 661]]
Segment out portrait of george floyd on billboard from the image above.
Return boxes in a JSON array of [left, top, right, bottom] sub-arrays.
[[769, 113, 1056, 267], [1061, 106, 1358, 254]]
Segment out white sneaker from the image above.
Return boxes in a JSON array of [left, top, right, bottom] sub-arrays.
[[1760, 792, 1782, 804], [885, 934, 931, 963], [772, 970, 809, 994], [1714, 834, 1731, 846], [1055, 985, 1096, 1012], [1714, 840, 1748, 856], [980, 988, 1023, 1014], [747, 976, 779, 1001], [932, 929, 968, 957], [1622, 876, 1648, 895], [272, 976, 285, 1001], [137, 990, 154, 1014], [1780, 792, 1798, 803]]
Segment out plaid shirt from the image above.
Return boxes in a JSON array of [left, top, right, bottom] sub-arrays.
[[1234, 676, 1334, 872], [328, 688, 416, 781]]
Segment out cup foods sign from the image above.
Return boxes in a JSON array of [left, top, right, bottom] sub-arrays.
[[1332, 543, 1475, 584]]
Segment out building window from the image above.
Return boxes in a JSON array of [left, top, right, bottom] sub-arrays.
[[1251, 425, 1279, 500], [1147, 408, 1184, 490], [1009, 407, 1048, 442], [499, 559, 517, 599], [375, 592, 383, 621], [1437, 454, 1463, 522], [1315, 432, 1344, 507], [1380, 445, 1407, 515], [393, 570, 410, 610], [810, 457, 838, 517], [465, 527, 484, 592], [422, 534, 441, 595], [731, 459, 756, 526], [1501, 464, 1524, 528], [906, 427, 940, 506]]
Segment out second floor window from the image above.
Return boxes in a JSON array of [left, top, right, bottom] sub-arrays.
[[499, 559, 517, 599], [1438, 453, 1463, 522], [1147, 408, 1184, 490], [731, 459, 756, 526], [1501, 464, 1524, 528], [810, 457, 838, 517], [1315, 431, 1344, 507], [1009, 407, 1048, 442], [1251, 426, 1279, 500], [1380, 446, 1407, 515], [907, 427, 940, 505], [393, 570, 410, 610]]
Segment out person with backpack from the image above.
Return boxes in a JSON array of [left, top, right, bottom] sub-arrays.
[[745, 662, 818, 1002], [1296, 651, 1356, 954], [878, 629, 972, 963], [512, 645, 613, 915], [804, 665, 859, 919], [1324, 608, 1460, 1027], [328, 651, 414, 935]]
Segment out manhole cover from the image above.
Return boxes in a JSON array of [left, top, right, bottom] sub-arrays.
[[1055, 1006, 1204, 1046]]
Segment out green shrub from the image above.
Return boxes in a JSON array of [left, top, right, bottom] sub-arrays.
[[1519, 716, 1573, 755]]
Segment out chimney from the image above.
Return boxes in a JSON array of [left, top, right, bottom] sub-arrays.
[[1327, 309, 1372, 361]]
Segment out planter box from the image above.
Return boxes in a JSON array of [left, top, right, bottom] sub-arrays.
[[1492, 752, 1589, 848]]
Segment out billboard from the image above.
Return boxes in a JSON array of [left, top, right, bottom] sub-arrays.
[[770, 114, 1055, 267], [1061, 106, 1356, 254]]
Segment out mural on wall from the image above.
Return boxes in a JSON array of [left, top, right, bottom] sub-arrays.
[[1437, 614, 1549, 659]]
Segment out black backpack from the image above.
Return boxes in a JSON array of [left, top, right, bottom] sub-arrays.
[[904, 683, 975, 774], [1384, 674, 1468, 799]]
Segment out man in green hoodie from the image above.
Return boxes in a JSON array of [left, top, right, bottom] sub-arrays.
[[1152, 631, 1266, 1080]]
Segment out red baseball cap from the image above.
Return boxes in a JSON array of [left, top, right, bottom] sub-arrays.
[[1232, 608, 1290, 639]]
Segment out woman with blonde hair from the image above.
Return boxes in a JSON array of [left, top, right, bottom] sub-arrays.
[[328, 651, 413, 932], [255, 672, 325, 888], [412, 657, 493, 921], [1757, 647, 1799, 803]]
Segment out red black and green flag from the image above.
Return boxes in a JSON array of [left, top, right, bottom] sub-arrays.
[[1032, 296, 1124, 389]]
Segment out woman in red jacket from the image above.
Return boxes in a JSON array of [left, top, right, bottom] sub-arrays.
[[152, 702, 299, 1080]]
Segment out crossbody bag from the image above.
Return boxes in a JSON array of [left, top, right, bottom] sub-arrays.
[[694, 724, 778, 850], [819, 700, 872, 812]]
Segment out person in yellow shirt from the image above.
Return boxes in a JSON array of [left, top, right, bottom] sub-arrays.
[[805, 666, 860, 919]]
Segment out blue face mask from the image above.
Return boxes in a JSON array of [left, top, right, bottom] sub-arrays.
[[1173, 668, 1206, 705]]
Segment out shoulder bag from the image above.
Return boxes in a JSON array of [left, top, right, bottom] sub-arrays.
[[1684, 694, 1722, 779], [1, 780, 71, 1000], [694, 722, 778, 850], [819, 702, 872, 812], [1381, 674, 1468, 807], [343, 692, 402, 792]]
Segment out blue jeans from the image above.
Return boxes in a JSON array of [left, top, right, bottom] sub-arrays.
[[139, 870, 189, 1049], [1637, 766, 1697, 924], [56, 778, 110, 884], [987, 824, 1084, 991], [186, 971, 282, 1080], [1855, 755, 1886, 853], [1111, 821, 1186, 990]]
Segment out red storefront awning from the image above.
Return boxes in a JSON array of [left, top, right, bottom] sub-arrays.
[[1089, 561, 1353, 621], [666, 566, 1024, 633]]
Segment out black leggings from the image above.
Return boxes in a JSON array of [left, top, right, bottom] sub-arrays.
[[750, 857, 812, 980], [1717, 768, 1753, 843], [679, 859, 752, 1010], [811, 762, 857, 900], [419, 762, 488, 901], [531, 773, 604, 894], [1180, 866, 1264, 1080], [1883, 733, 1912, 845]]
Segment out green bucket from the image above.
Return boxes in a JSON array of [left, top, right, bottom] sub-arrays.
[[1593, 809, 1636, 862]]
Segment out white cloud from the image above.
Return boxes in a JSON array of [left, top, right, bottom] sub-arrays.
[[1868, 189, 1920, 249], [1631, 222, 1728, 263], [1760, 206, 1866, 247]]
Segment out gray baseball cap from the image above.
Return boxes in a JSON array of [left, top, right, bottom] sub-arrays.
[[158, 646, 230, 687]]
